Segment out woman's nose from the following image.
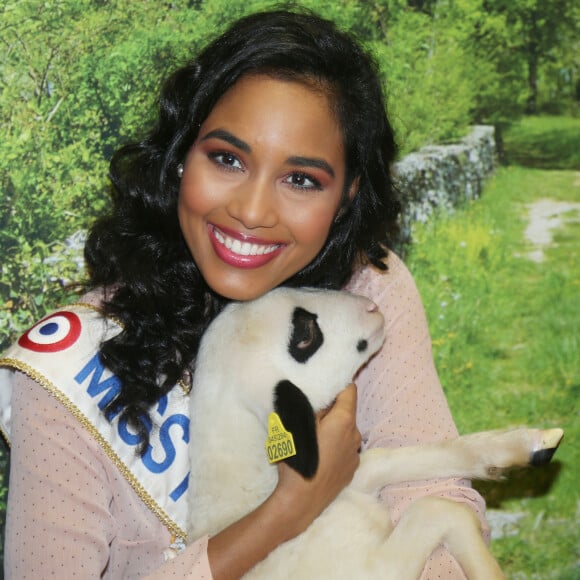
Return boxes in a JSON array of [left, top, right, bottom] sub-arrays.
[[226, 177, 278, 229]]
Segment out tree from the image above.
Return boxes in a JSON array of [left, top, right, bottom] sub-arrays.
[[490, 0, 580, 113], [455, 0, 580, 117]]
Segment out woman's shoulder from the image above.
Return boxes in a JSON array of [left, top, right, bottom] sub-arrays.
[[0, 292, 105, 443], [77, 287, 107, 309], [0, 287, 118, 428], [345, 250, 417, 301]]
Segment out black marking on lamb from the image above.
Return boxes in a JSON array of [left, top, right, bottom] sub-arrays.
[[274, 380, 319, 478], [357, 339, 368, 352], [288, 307, 323, 363]]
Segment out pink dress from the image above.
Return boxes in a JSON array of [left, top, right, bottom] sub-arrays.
[[4, 252, 487, 578]]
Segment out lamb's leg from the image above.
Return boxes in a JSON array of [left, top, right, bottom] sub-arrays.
[[376, 497, 504, 580], [353, 428, 563, 494]]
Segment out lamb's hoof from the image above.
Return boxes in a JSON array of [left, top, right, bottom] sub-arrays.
[[530, 428, 564, 466]]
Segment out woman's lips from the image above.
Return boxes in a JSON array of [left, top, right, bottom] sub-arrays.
[[208, 224, 285, 269]]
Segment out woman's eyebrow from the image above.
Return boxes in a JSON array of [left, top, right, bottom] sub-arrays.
[[286, 156, 335, 178], [200, 129, 335, 178], [200, 129, 251, 153]]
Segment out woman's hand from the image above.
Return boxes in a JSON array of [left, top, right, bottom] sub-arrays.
[[207, 383, 360, 579]]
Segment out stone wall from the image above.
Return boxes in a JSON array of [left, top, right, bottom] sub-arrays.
[[394, 125, 496, 247]]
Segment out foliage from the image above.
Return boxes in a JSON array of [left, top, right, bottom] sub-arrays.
[[370, 6, 474, 152], [479, 0, 580, 115], [436, 0, 580, 126]]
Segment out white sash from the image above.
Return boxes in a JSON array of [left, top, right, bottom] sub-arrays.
[[0, 303, 190, 541]]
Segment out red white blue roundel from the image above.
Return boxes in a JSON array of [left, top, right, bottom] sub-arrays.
[[18, 311, 82, 353]]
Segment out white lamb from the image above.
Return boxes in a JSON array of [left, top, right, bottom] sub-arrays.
[[187, 287, 563, 579]]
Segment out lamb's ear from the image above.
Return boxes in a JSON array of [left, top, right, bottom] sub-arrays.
[[274, 380, 319, 479]]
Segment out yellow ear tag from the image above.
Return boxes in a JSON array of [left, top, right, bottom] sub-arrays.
[[265, 412, 297, 464]]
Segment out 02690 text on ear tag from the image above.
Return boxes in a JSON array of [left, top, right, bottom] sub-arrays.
[[265, 412, 297, 464]]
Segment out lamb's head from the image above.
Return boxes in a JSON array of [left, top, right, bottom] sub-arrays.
[[194, 287, 384, 478]]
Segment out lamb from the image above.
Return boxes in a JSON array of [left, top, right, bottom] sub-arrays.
[[187, 287, 563, 579]]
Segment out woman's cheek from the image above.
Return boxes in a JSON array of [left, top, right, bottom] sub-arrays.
[[287, 202, 337, 246]]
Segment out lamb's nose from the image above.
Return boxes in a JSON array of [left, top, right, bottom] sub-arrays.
[[366, 300, 379, 313]]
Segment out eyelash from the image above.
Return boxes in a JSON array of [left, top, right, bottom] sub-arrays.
[[285, 172, 322, 192], [208, 151, 243, 171], [207, 151, 322, 191]]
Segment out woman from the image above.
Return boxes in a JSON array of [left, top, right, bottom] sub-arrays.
[[1, 9, 488, 579]]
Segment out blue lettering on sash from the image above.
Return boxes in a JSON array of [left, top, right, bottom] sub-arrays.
[[74, 353, 190, 498], [143, 413, 189, 473], [170, 472, 190, 502], [118, 416, 144, 445], [157, 393, 168, 415], [74, 354, 121, 413]]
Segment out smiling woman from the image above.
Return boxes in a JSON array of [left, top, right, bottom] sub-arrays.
[[1, 8, 486, 580], [178, 76, 352, 300]]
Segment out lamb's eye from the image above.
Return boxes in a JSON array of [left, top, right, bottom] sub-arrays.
[[289, 307, 323, 363]]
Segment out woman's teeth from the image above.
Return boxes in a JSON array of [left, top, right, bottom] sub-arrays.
[[213, 228, 280, 256]]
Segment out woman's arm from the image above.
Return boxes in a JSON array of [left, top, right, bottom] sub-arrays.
[[5, 374, 117, 577]]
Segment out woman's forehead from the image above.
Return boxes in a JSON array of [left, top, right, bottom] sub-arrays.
[[198, 75, 346, 169]]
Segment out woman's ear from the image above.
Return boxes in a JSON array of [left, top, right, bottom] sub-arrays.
[[273, 380, 318, 478], [334, 177, 359, 223], [347, 176, 360, 202]]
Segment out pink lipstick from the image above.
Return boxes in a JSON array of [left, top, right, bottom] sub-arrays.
[[208, 224, 285, 269]]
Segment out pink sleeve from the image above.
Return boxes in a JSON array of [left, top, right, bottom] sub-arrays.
[[5, 373, 214, 579], [347, 253, 489, 579]]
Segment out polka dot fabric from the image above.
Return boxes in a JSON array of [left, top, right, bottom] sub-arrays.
[[5, 252, 487, 578]]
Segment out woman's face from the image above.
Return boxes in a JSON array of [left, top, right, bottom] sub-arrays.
[[178, 75, 353, 301]]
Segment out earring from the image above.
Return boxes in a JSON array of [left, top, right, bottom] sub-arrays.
[[177, 164, 184, 178]]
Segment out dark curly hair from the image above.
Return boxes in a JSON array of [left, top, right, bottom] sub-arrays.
[[84, 8, 401, 450]]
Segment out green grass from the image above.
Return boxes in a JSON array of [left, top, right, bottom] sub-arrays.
[[406, 159, 580, 576], [503, 115, 580, 170]]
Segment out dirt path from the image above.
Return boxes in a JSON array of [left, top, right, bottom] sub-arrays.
[[524, 198, 580, 262]]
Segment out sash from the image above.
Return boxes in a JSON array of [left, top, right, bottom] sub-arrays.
[[0, 303, 190, 541]]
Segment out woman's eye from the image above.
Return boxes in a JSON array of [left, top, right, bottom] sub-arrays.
[[209, 151, 243, 170], [286, 172, 322, 191]]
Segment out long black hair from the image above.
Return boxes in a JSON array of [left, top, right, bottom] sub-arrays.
[[85, 8, 401, 449]]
